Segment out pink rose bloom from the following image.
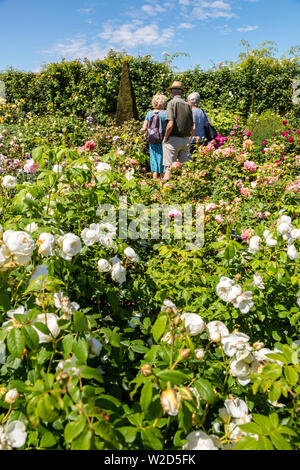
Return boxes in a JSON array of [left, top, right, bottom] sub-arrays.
[[244, 160, 257, 172], [215, 214, 224, 224], [288, 137, 294, 143], [168, 209, 182, 218], [262, 141, 267, 146], [24, 159, 40, 174], [171, 162, 182, 169], [243, 139, 254, 150], [84, 140, 97, 152], [282, 131, 288, 137], [247, 131, 252, 136], [205, 202, 217, 213], [282, 120, 288, 125], [241, 228, 254, 241], [240, 186, 250, 197]]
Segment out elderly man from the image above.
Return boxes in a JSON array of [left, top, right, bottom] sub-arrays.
[[162, 81, 195, 181]]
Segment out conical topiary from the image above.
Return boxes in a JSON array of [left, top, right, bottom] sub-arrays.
[[115, 61, 138, 125]]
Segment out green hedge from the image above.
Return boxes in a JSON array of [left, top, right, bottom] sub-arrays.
[[1, 44, 299, 122]]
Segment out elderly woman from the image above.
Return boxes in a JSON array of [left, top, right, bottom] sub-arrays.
[[187, 92, 212, 155], [141, 93, 168, 179]]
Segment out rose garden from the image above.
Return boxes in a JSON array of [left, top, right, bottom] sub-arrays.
[[0, 43, 299, 451]]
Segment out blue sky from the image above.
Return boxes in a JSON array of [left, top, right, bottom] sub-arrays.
[[0, 0, 300, 72]]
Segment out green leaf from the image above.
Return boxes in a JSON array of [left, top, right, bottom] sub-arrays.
[[37, 394, 59, 423], [262, 363, 282, 380], [64, 415, 87, 444], [7, 328, 25, 358], [284, 366, 298, 386], [22, 325, 40, 350], [156, 369, 189, 386], [256, 436, 274, 450], [235, 436, 259, 450], [152, 314, 168, 342], [0, 293, 11, 311], [62, 334, 73, 359], [40, 431, 58, 449], [93, 420, 119, 449], [117, 427, 137, 444], [141, 428, 163, 450], [73, 311, 89, 332], [140, 381, 153, 414], [270, 431, 292, 450], [79, 366, 104, 383], [70, 428, 92, 450], [194, 378, 215, 404], [73, 337, 89, 362]]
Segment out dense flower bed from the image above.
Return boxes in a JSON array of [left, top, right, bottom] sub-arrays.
[[0, 117, 299, 450]]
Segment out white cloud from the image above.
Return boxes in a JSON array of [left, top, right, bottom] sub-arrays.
[[192, 0, 237, 20], [141, 3, 166, 15], [237, 25, 259, 32], [77, 8, 93, 14], [178, 22, 196, 29], [41, 37, 107, 61], [98, 21, 174, 49]]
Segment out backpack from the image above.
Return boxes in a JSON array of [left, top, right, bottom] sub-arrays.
[[147, 111, 164, 144]]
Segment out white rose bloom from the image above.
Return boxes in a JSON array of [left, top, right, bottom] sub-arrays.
[[252, 347, 275, 364], [95, 162, 112, 175], [216, 277, 235, 302], [33, 313, 60, 344], [223, 397, 249, 419], [4, 389, 19, 404], [248, 235, 261, 254], [194, 348, 205, 360], [124, 247, 139, 263], [287, 244, 298, 260], [98, 259, 112, 273], [181, 313, 206, 336], [0, 421, 27, 449], [98, 223, 117, 236], [227, 284, 243, 303], [3, 230, 35, 259], [183, 431, 220, 451], [37, 232, 55, 257], [99, 234, 115, 249], [230, 357, 257, 386], [2, 175, 17, 189], [0, 244, 11, 267], [7, 306, 26, 319], [206, 321, 229, 342], [263, 231, 278, 247], [161, 299, 177, 313], [277, 222, 293, 236], [125, 168, 135, 180], [297, 296, 300, 308], [52, 164, 63, 173], [111, 262, 126, 284], [81, 227, 100, 246], [253, 273, 265, 289], [277, 215, 292, 226], [110, 255, 121, 265], [24, 222, 38, 233], [221, 332, 250, 357], [56, 356, 81, 377], [59, 233, 82, 261], [88, 337, 103, 358], [290, 228, 300, 240], [232, 291, 254, 314]]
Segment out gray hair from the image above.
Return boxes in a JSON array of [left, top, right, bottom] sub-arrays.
[[152, 93, 168, 109], [188, 92, 200, 106]]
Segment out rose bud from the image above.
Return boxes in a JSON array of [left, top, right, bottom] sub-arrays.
[[140, 364, 152, 377], [179, 348, 190, 360], [160, 389, 181, 416], [4, 388, 19, 405]]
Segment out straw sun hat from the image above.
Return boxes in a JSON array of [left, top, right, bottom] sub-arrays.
[[167, 81, 187, 93]]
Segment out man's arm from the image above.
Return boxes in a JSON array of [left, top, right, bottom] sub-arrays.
[[163, 120, 174, 142], [190, 123, 196, 139]]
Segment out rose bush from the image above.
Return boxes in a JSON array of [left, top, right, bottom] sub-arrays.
[[0, 114, 299, 451]]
